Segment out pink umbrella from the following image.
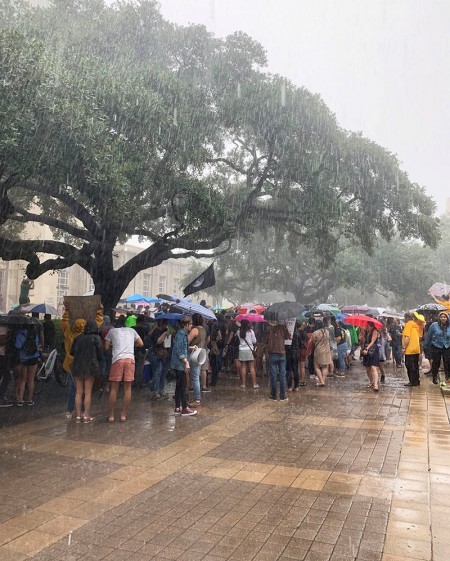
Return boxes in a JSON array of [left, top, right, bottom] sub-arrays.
[[234, 313, 266, 323]]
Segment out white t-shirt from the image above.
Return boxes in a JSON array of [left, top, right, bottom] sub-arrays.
[[0, 326, 7, 356], [105, 327, 140, 364], [238, 329, 256, 351]]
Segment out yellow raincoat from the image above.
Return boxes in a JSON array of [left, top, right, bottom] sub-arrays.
[[61, 310, 103, 373]]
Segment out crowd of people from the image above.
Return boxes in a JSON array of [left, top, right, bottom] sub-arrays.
[[1, 292, 450, 420]]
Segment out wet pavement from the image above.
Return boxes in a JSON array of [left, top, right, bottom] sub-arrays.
[[0, 362, 449, 561]]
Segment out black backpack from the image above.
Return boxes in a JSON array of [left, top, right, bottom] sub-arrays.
[[23, 331, 38, 355]]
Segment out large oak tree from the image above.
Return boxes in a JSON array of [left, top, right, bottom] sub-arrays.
[[0, 0, 439, 312]]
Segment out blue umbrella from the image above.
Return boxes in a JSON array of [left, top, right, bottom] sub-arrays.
[[123, 294, 162, 304], [154, 312, 183, 321], [169, 299, 216, 320], [21, 303, 58, 315]]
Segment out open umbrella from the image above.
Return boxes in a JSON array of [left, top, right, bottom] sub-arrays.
[[154, 312, 183, 321], [344, 315, 383, 330], [234, 313, 266, 323], [169, 299, 216, 320], [416, 303, 447, 312], [0, 313, 39, 326], [21, 303, 58, 315], [340, 305, 369, 314], [123, 294, 162, 304], [263, 302, 304, 322], [316, 304, 341, 315]]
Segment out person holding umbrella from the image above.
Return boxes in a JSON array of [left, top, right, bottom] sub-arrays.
[[428, 290, 450, 311], [361, 321, 381, 392], [424, 312, 450, 385]]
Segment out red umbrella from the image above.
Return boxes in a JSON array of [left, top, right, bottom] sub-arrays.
[[344, 315, 383, 330], [234, 313, 266, 323]]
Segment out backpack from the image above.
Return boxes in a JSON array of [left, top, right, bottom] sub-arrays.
[[23, 331, 38, 356]]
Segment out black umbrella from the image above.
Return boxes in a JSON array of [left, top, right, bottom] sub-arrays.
[[0, 313, 39, 326], [416, 303, 447, 311], [263, 302, 305, 322]]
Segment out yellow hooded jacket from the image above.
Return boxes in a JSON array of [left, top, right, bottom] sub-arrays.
[[61, 310, 103, 373]]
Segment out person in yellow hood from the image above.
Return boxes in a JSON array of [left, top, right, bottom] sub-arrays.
[[402, 312, 423, 387], [61, 302, 103, 418]]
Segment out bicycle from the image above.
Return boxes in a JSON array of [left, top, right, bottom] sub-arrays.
[[34, 349, 68, 396]]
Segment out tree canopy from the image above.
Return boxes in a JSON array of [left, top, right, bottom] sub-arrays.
[[0, 0, 440, 312]]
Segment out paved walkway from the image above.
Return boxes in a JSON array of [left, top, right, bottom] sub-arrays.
[[0, 364, 449, 561]]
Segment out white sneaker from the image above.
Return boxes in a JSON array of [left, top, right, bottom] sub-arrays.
[[253, 384, 260, 389], [66, 412, 73, 419]]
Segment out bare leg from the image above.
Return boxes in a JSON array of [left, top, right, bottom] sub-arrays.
[[299, 360, 306, 384], [83, 376, 94, 419], [108, 381, 119, 421], [121, 381, 132, 420], [240, 362, 247, 387], [26, 365, 36, 401], [314, 363, 324, 384], [249, 362, 257, 386], [366, 367, 372, 386], [75, 377, 84, 418], [17, 366, 27, 401], [372, 366, 379, 389]]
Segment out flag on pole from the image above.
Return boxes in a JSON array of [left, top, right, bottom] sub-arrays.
[[183, 264, 215, 297]]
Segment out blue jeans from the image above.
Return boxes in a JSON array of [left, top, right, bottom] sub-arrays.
[[150, 355, 169, 394], [269, 353, 286, 399], [337, 343, 348, 372], [189, 360, 201, 401]]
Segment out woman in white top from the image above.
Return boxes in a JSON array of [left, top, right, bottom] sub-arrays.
[[237, 319, 259, 389]]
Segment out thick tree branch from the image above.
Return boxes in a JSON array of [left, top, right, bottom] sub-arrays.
[[21, 181, 103, 239], [11, 207, 91, 240]]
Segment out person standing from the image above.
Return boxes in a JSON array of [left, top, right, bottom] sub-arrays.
[[361, 322, 380, 391], [286, 323, 300, 391], [71, 321, 104, 423], [237, 319, 258, 389], [42, 314, 55, 351], [149, 319, 171, 399], [188, 314, 208, 406], [267, 323, 291, 401], [402, 312, 422, 387], [311, 320, 331, 387], [104, 322, 144, 422], [0, 324, 12, 407], [61, 302, 103, 419], [389, 319, 403, 369], [15, 324, 40, 406], [424, 312, 450, 385], [171, 316, 197, 416]]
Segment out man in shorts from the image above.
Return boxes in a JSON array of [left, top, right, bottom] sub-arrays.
[[104, 323, 144, 422]]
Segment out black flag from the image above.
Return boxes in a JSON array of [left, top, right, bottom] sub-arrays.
[[183, 264, 215, 297]]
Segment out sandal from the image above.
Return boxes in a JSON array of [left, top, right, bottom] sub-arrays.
[[300, 382, 306, 386], [373, 386, 379, 392], [83, 416, 96, 424], [120, 416, 127, 422], [107, 417, 115, 423], [76, 416, 83, 423], [366, 383, 373, 388]]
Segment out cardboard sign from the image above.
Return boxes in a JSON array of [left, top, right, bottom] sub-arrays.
[[64, 295, 101, 323], [284, 317, 296, 346]]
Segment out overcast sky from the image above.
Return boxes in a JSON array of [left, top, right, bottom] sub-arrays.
[[158, 0, 450, 213]]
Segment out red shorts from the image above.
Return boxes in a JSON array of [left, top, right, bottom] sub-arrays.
[[109, 359, 135, 382]]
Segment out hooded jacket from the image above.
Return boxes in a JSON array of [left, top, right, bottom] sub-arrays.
[[61, 309, 103, 373], [70, 321, 104, 377]]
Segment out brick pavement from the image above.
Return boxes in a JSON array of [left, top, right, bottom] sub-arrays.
[[0, 363, 449, 561]]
